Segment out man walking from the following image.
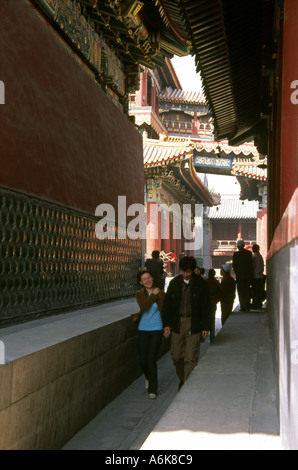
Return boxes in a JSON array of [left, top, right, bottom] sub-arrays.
[[232, 239, 253, 312], [163, 256, 212, 389], [145, 250, 165, 289], [251, 244, 265, 309]]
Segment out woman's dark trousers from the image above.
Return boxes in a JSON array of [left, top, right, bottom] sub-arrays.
[[138, 330, 163, 394]]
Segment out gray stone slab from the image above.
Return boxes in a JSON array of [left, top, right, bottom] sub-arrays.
[[0, 298, 138, 362]]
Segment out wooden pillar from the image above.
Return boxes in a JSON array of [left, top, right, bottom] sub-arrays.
[[237, 221, 242, 240], [146, 201, 161, 256], [135, 69, 147, 106], [151, 82, 156, 113], [176, 233, 182, 260]]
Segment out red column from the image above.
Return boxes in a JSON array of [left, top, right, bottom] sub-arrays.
[[135, 70, 147, 106], [237, 222, 242, 240], [281, 0, 298, 214], [161, 213, 171, 274], [151, 82, 156, 113], [146, 202, 161, 256], [176, 234, 182, 264]]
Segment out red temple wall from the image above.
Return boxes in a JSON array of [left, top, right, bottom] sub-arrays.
[[266, 0, 298, 450], [280, 0, 298, 215], [0, 1, 144, 215]]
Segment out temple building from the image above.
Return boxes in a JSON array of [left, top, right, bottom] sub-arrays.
[[143, 136, 216, 264], [205, 198, 259, 270], [1, 0, 297, 451], [129, 59, 267, 268], [129, 60, 220, 269]]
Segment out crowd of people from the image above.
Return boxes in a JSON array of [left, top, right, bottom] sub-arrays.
[[133, 243, 265, 400], [232, 240, 266, 311]]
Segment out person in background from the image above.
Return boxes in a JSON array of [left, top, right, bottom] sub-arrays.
[[232, 239, 252, 312], [199, 267, 206, 279], [135, 270, 166, 399], [220, 264, 236, 325], [194, 265, 208, 343], [163, 256, 212, 390], [194, 265, 201, 276], [251, 244, 265, 310], [195, 266, 206, 279], [169, 250, 178, 276], [145, 250, 165, 289], [205, 269, 220, 342]]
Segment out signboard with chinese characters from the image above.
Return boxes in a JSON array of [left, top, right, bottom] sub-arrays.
[[159, 103, 208, 114], [193, 154, 233, 171]]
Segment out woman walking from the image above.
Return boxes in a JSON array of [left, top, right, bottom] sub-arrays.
[[135, 270, 166, 399]]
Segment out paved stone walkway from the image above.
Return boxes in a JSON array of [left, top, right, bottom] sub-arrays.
[[61, 313, 219, 450], [63, 307, 282, 451]]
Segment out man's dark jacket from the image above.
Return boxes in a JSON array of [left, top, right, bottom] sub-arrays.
[[145, 258, 165, 289], [162, 274, 212, 334], [232, 248, 253, 282]]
